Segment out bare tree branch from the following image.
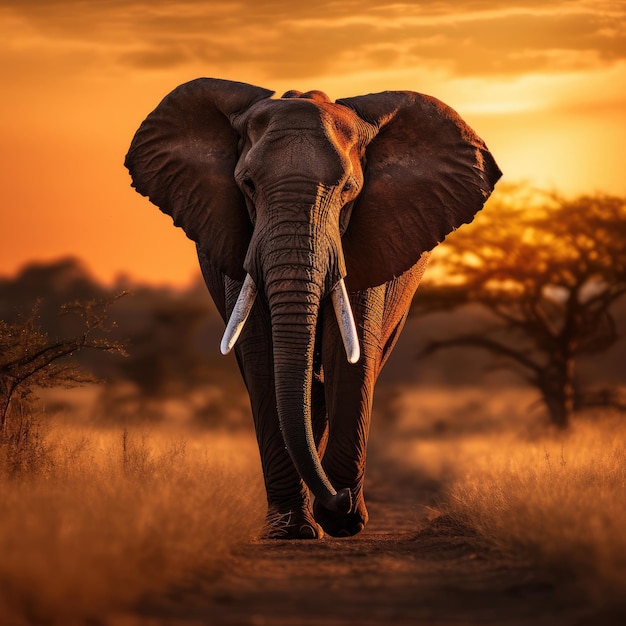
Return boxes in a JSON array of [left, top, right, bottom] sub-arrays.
[[421, 335, 542, 375], [1, 297, 126, 433]]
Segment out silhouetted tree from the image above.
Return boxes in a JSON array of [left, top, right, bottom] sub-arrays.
[[0, 257, 107, 328], [0, 298, 125, 433], [413, 186, 626, 428], [0, 259, 231, 423]]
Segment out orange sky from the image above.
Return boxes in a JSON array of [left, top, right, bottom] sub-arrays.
[[1, 1, 625, 285]]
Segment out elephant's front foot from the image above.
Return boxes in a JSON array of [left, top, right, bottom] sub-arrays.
[[261, 503, 325, 540], [313, 490, 369, 538]]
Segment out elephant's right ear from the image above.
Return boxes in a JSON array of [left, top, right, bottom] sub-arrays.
[[337, 91, 502, 291], [125, 78, 274, 280]]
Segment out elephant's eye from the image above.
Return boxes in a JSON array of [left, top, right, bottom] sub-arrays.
[[242, 175, 256, 195], [342, 178, 355, 195]]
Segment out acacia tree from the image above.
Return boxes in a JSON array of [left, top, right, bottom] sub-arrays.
[[0, 298, 125, 433], [413, 186, 626, 428]]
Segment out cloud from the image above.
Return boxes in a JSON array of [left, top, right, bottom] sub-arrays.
[[1, 0, 624, 83], [119, 44, 192, 70]]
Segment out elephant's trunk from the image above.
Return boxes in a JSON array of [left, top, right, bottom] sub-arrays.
[[261, 235, 352, 514]]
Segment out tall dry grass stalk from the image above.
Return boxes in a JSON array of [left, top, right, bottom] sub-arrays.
[[0, 421, 264, 625]]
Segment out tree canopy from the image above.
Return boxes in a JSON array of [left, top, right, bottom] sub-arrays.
[[413, 186, 626, 427]]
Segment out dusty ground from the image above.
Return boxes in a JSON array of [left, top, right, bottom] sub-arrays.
[[111, 438, 620, 626]]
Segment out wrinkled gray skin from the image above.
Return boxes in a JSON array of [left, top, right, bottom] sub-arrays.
[[125, 79, 501, 539]]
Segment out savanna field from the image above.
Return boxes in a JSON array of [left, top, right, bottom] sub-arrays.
[[1, 383, 626, 625], [2, 202, 626, 623], [0, 409, 265, 625]]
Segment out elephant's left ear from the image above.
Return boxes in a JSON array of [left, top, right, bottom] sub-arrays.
[[125, 78, 274, 281], [336, 91, 502, 291]]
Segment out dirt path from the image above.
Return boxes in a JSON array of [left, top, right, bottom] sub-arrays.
[[114, 440, 602, 626]]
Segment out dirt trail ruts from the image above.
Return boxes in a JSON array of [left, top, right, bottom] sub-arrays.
[[114, 440, 606, 626]]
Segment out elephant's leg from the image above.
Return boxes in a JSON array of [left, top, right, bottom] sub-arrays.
[[199, 253, 322, 539], [313, 287, 385, 537], [379, 259, 429, 368]]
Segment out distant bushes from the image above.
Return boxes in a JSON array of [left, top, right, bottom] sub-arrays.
[[0, 257, 248, 427]]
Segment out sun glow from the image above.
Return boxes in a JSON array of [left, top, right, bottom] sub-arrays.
[[0, 1, 624, 284]]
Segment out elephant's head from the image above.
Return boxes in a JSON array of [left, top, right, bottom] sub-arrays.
[[125, 78, 501, 514]]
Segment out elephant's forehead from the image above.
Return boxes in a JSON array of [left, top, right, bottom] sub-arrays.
[[249, 99, 359, 147]]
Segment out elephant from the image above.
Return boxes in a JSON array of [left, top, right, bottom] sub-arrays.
[[125, 78, 501, 539]]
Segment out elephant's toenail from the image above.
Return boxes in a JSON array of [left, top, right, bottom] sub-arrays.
[[299, 524, 316, 538]]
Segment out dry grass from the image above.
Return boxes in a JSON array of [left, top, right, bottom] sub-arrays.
[[0, 418, 264, 625], [442, 416, 626, 600], [388, 386, 626, 604], [3, 384, 625, 623]]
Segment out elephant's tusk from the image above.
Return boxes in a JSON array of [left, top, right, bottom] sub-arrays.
[[331, 279, 360, 364], [220, 274, 257, 355]]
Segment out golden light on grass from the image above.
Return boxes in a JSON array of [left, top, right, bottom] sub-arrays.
[[442, 418, 626, 600], [388, 387, 626, 604], [0, 424, 264, 625]]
